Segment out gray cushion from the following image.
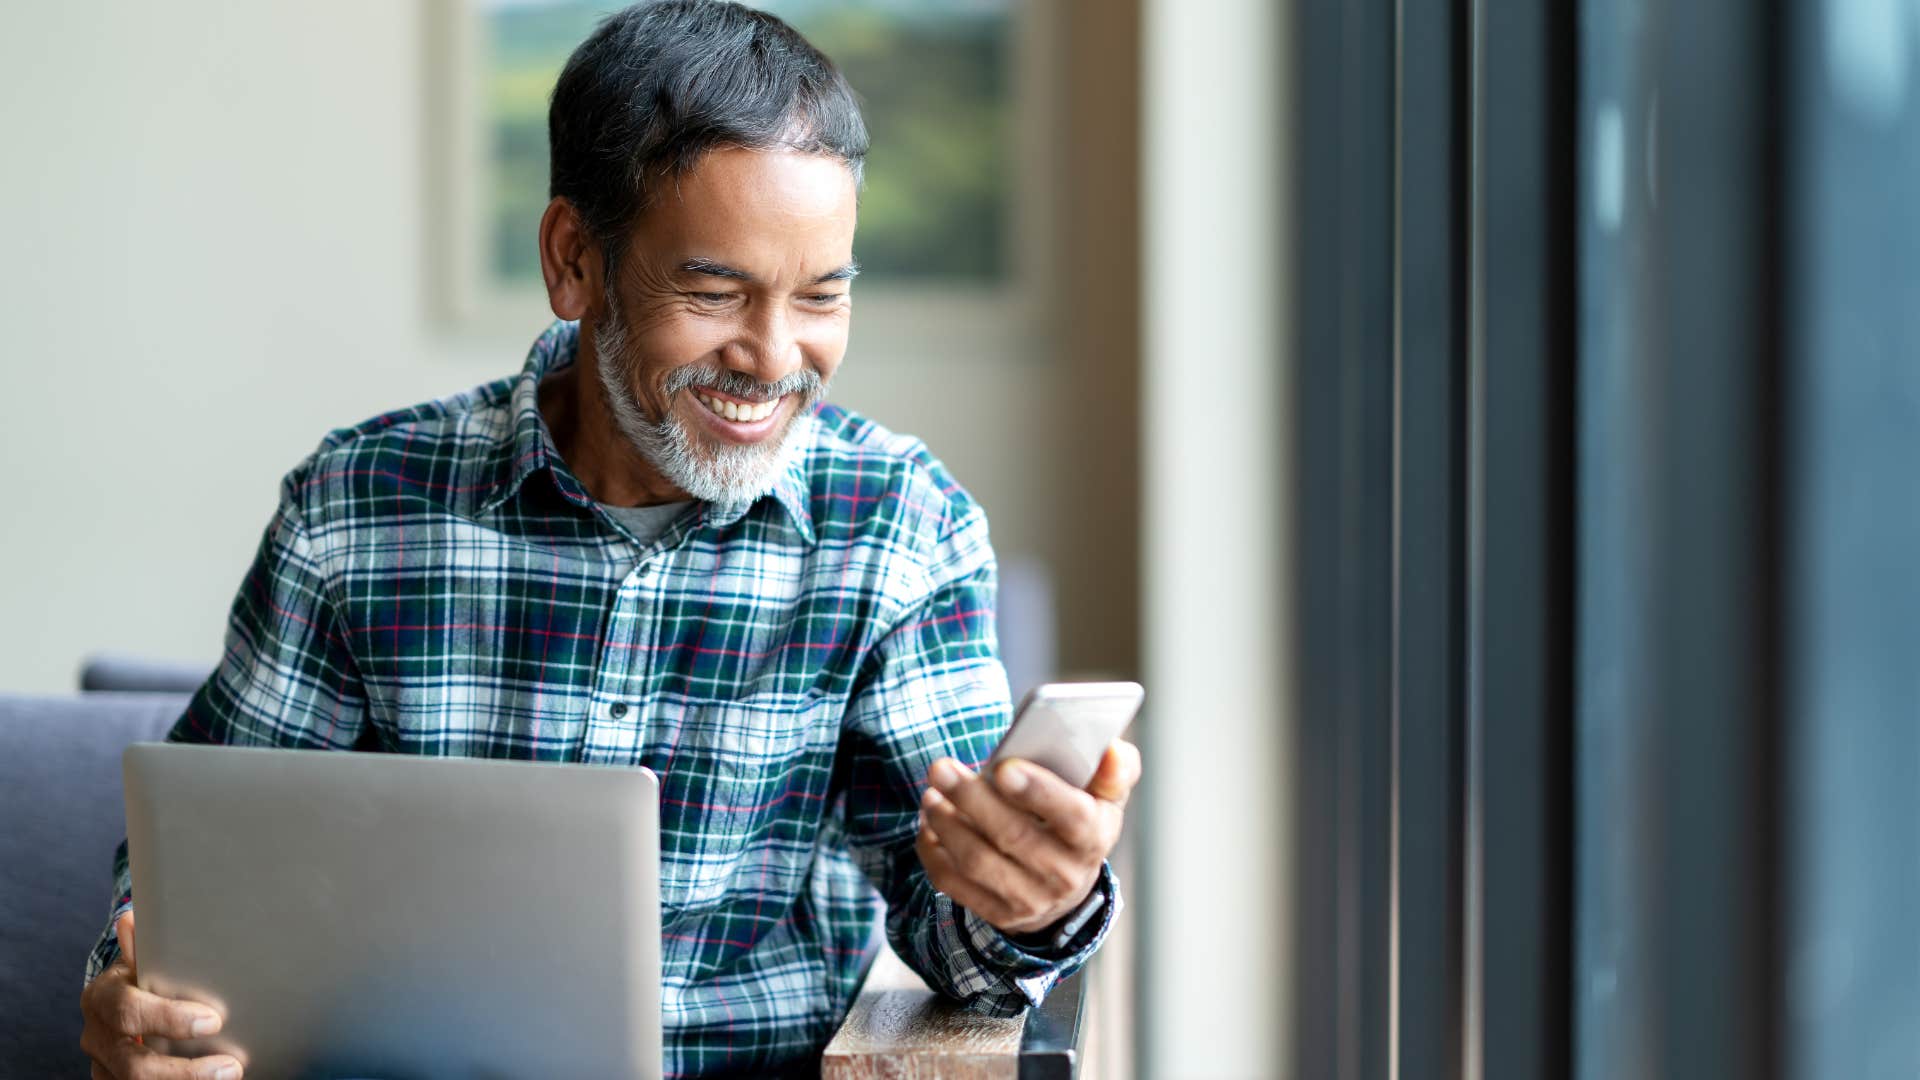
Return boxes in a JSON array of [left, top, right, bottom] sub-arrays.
[[0, 692, 186, 1077]]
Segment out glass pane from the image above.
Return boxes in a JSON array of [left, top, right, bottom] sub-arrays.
[[482, 0, 1014, 286], [1787, 2, 1920, 1077], [484, 1, 605, 285], [1574, 1, 1657, 1076]]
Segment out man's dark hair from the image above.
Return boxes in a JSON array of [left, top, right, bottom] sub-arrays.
[[548, 0, 869, 266]]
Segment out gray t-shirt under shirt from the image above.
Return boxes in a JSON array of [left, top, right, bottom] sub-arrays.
[[598, 500, 692, 548]]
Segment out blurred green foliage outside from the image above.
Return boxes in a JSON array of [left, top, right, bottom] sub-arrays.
[[485, 0, 1012, 285]]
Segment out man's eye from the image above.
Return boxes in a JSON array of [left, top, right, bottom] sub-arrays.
[[803, 293, 847, 306], [690, 292, 736, 304]]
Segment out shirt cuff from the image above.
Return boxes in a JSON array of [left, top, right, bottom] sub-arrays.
[[83, 896, 135, 987]]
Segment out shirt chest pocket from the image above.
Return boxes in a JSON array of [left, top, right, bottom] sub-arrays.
[[649, 694, 841, 922]]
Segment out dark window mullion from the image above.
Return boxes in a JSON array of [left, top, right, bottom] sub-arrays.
[[1464, 0, 1578, 1077], [1289, 0, 1399, 1076], [1390, 0, 1469, 1076]]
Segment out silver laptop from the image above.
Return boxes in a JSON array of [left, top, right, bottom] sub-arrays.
[[122, 743, 662, 1078]]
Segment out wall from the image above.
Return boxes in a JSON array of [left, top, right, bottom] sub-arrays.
[[0, 1, 1097, 693], [1140, 0, 1290, 1074]]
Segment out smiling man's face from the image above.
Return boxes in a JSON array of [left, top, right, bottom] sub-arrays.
[[587, 147, 859, 504]]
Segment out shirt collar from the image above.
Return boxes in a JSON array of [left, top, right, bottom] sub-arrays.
[[702, 412, 818, 545], [479, 320, 816, 545], [478, 320, 584, 517]]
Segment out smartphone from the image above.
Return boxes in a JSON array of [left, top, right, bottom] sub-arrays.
[[987, 681, 1145, 790]]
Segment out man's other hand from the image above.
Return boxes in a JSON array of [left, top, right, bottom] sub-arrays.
[[80, 912, 241, 1080], [916, 739, 1142, 937]]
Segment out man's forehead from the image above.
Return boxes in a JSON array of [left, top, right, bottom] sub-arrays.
[[655, 147, 857, 222], [623, 149, 856, 273]]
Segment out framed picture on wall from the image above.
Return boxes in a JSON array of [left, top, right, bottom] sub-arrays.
[[423, 0, 1057, 364]]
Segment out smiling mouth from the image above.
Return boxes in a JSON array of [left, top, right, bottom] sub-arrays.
[[694, 391, 780, 423]]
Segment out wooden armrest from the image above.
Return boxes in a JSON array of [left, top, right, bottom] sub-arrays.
[[821, 944, 1089, 1079]]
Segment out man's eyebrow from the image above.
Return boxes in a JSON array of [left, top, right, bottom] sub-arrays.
[[678, 258, 757, 283], [675, 259, 860, 286]]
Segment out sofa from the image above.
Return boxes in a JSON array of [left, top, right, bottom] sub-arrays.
[[1, 687, 191, 1076]]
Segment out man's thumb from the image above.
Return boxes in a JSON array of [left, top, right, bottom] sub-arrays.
[[114, 911, 136, 974], [1086, 739, 1140, 805]]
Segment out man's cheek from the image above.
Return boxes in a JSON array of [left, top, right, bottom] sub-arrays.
[[648, 383, 686, 424]]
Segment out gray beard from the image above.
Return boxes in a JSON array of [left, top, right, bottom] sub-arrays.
[[590, 298, 825, 506]]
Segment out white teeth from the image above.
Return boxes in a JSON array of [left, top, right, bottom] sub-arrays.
[[696, 392, 779, 423]]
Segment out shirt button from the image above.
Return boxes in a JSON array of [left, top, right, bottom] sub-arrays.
[[609, 701, 629, 719]]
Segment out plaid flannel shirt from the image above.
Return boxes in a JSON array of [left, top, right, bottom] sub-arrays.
[[86, 321, 1117, 1076]]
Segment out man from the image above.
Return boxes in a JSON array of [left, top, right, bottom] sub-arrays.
[[77, 2, 1138, 1077]]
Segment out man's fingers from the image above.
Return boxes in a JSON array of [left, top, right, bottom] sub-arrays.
[[87, 1033, 241, 1080], [917, 841, 1013, 926], [920, 788, 1052, 901], [115, 1043, 241, 1080], [918, 783, 1104, 935], [95, 981, 224, 1043], [990, 760, 1106, 852], [79, 1019, 125, 1074], [1085, 739, 1142, 807], [173, 1053, 243, 1080], [183, 1054, 243, 1080], [926, 758, 1055, 860], [81, 916, 236, 1080], [917, 833, 1054, 934]]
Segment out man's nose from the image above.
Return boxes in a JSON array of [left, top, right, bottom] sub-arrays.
[[729, 302, 802, 386]]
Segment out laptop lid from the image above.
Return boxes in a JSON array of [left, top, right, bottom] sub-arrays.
[[122, 743, 661, 1078]]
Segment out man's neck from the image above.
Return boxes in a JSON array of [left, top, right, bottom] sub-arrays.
[[536, 339, 690, 509]]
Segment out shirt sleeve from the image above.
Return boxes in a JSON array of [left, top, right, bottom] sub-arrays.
[[838, 508, 1120, 1017], [84, 496, 369, 985]]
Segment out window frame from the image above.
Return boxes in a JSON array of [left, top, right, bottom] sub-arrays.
[[1286, 0, 1576, 1075]]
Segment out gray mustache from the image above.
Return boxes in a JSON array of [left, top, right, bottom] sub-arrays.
[[663, 365, 823, 404]]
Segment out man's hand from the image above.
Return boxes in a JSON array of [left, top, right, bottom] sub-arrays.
[[916, 739, 1142, 937], [79, 912, 242, 1080]]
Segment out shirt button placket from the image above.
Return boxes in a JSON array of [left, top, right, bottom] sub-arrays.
[[585, 559, 652, 765]]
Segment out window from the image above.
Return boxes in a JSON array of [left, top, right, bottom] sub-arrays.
[[1287, 1, 1918, 1076]]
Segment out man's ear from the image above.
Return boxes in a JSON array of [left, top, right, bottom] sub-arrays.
[[538, 197, 604, 322]]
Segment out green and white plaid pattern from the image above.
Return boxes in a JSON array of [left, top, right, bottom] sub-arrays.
[[86, 321, 1116, 1076]]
